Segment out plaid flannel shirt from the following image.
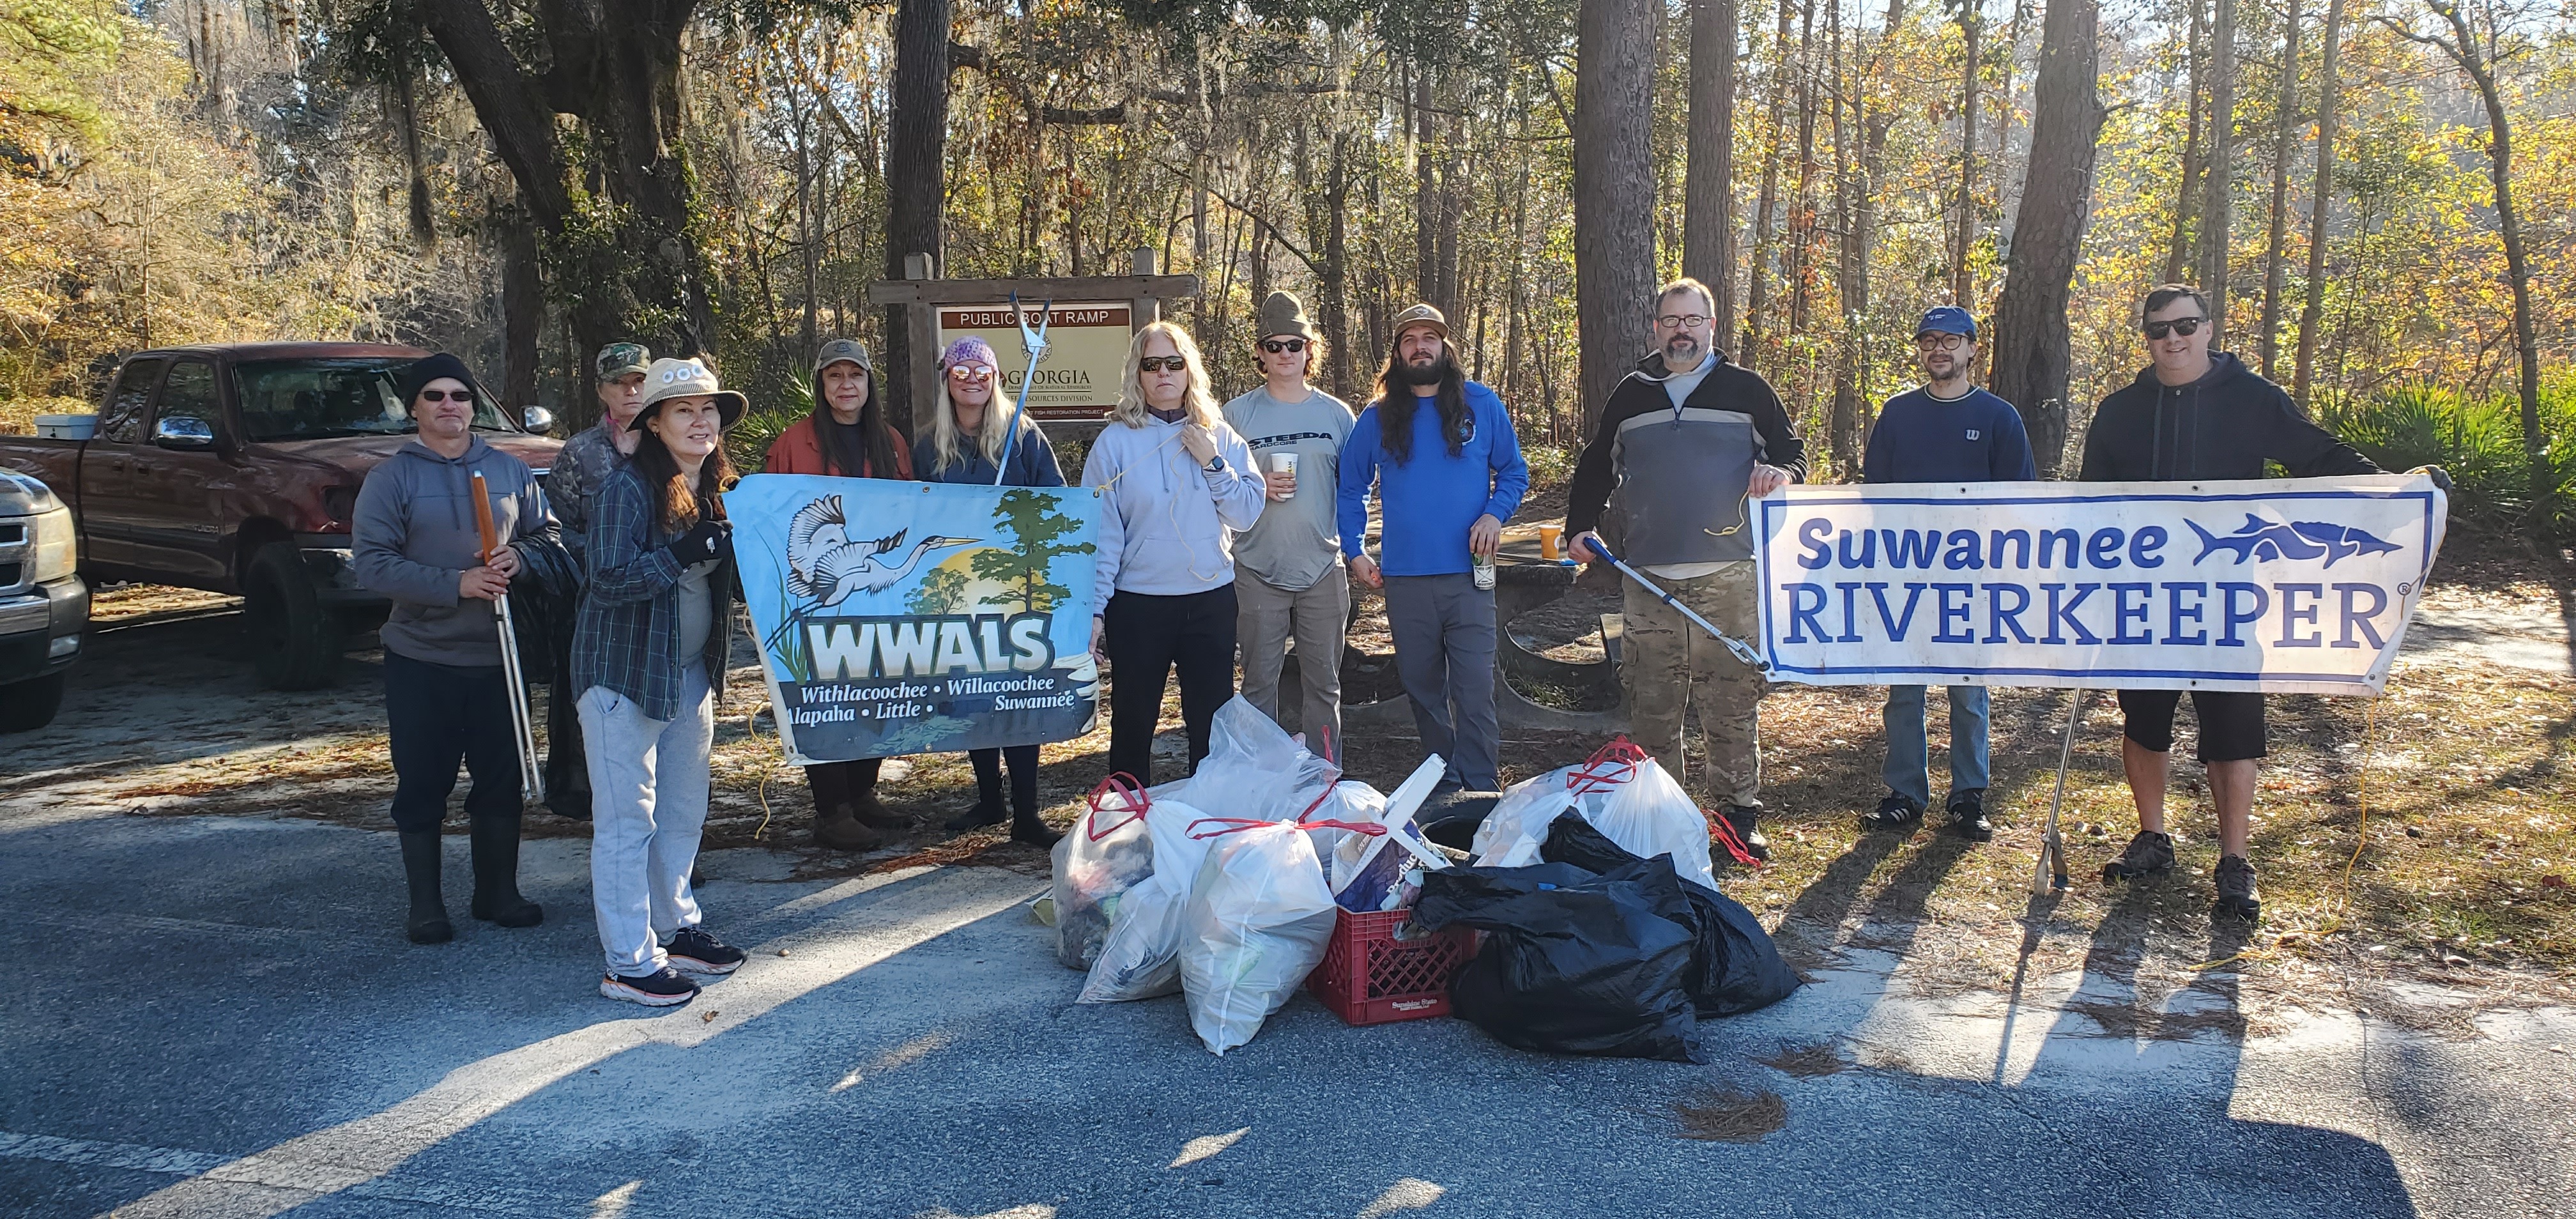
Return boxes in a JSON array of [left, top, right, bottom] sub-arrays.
[[571, 464, 733, 721]]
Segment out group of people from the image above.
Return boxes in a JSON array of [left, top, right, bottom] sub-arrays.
[[350, 271, 2384, 1008]]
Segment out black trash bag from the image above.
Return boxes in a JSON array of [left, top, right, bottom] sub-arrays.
[[1413, 857, 1706, 1063], [1540, 815, 1801, 1017]]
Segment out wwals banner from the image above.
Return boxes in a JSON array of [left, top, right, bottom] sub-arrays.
[[732, 474, 1103, 763], [1751, 475, 2448, 694]]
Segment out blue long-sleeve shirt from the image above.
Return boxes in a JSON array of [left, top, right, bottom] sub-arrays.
[[1862, 387, 2038, 484], [1337, 380, 1529, 577]]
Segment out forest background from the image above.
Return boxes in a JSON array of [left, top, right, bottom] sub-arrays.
[[1, 0, 2568, 540]]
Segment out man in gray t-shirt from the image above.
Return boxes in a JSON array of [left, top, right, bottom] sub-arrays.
[[1221, 291, 1356, 762]]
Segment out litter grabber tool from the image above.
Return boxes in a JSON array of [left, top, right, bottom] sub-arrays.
[[1579, 537, 1767, 671], [470, 471, 544, 800], [2031, 687, 2083, 895], [991, 290, 1053, 486]]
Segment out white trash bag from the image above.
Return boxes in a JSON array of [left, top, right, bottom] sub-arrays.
[[1471, 738, 1723, 893], [1186, 697, 1344, 825], [1077, 793, 1216, 1002], [1178, 819, 1339, 1055], [1048, 774, 1171, 970]]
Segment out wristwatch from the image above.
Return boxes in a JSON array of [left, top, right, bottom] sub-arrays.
[[1203, 454, 1226, 473]]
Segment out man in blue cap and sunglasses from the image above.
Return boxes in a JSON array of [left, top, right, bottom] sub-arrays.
[[1858, 305, 2035, 841]]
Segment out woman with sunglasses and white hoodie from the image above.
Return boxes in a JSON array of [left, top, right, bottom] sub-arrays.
[[1079, 321, 1266, 786], [574, 357, 752, 1007], [914, 337, 1068, 846]]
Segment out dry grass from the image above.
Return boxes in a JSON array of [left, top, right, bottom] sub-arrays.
[[1758, 1040, 1850, 1078], [1669, 1085, 1790, 1143]]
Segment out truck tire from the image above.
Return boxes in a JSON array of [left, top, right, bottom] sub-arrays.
[[244, 541, 343, 690], [0, 672, 65, 733]]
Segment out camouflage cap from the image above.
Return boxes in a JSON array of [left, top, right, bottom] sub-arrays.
[[813, 337, 873, 376], [594, 342, 652, 381]]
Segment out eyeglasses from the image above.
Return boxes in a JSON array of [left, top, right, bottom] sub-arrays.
[[2143, 316, 2207, 340], [1259, 339, 1307, 355], [418, 389, 474, 403], [1137, 356, 1190, 373], [1915, 334, 1970, 351], [1656, 314, 1710, 330], [946, 364, 995, 382]]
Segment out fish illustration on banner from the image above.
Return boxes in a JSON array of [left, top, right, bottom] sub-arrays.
[[730, 473, 1103, 763]]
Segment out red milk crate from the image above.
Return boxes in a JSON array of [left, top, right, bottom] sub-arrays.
[[1307, 907, 1476, 1026]]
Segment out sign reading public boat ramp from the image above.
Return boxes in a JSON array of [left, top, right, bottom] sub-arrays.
[[936, 302, 1133, 422], [1752, 475, 2448, 695], [732, 475, 1103, 763]]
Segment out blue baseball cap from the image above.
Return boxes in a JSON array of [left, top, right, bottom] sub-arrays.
[[1915, 306, 1977, 339]]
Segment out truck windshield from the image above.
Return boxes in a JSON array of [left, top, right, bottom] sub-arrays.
[[233, 359, 513, 441]]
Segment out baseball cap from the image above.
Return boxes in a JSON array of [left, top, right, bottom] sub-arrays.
[[1915, 307, 1977, 339], [813, 338, 873, 376], [1390, 302, 1450, 341], [631, 357, 747, 431], [595, 342, 652, 381]]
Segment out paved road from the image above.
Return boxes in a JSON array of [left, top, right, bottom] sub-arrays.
[[2, 806, 2571, 1219]]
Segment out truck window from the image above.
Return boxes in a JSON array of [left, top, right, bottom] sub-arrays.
[[232, 358, 509, 441], [155, 361, 222, 435], [101, 358, 165, 444]]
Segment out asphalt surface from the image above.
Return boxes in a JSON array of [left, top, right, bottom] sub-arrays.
[[3, 806, 2572, 1218]]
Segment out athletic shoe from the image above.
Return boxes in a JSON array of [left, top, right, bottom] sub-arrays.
[[601, 967, 700, 1007], [2101, 830, 2175, 882], [1719, 805, 1770, 863], [1945, 788, 1993, 841], [1860, 792, 1924, 832], [2214, 854, 2262, 920], [665, 926, 746, 977]]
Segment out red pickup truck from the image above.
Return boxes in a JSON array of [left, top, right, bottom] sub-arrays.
[[0, 343, 562, 689]]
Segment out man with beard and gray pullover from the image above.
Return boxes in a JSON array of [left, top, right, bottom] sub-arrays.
[[354, 352, 559, 945]]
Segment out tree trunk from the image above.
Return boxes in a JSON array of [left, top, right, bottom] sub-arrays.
[[882, 0, 952, 440], [1743, 0, 1795, 369], [1788, 0, 1819, 349], [2196, 0, 2239, 341], [1685, 0, 1740, 343], [1951, 0, 1981, 307], [2292, 0, 2343, 410], [1322, 133, 1356, 402], [1574, 0, 1662, 434], [2163, 0, 2206, 283], [1848, 0, 1904, 441], [1827, 0, 1861, 476], [2256, 0, 2302, 379], [497, 201, 542, 420], [1988, 0, 2104, 476]]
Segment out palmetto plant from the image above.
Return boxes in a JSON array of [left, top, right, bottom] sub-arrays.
[[2326, 379, 2573, 534]]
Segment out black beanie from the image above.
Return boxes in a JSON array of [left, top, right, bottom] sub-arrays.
[[394, 351, 479, 408]]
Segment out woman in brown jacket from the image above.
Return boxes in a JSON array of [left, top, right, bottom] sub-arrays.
[[761, 339, 914, 850]]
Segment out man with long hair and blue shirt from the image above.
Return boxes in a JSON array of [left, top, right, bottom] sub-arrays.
[[1858, 306, 2037, 842], [1338, 303, 1528, 802]]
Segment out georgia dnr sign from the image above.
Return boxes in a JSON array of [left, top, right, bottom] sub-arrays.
[[1751, 475, 2449, 695], [937, 302, 1132, 422]]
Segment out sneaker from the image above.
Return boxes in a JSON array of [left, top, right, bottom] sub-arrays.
[[1860, 792, 1924, 832], [1718, 805, 1770, 863], [1945, 788, 1993, 842], [665, 926, 746, 977], [2101, 830, 2176, 882], [2214, 854, 2262, 920], [601, 966, 700, 1007]]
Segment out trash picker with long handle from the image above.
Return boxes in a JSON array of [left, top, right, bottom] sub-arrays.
[[2031, 687, 2083, 895], [470, 471, 545, 800], [1578, 537, 1768, 671], [991, 291, 1054, 486]]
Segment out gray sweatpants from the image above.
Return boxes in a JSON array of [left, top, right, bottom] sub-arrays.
[[1382, 572, 1499, 790], [1235, 565, 1350, 763]]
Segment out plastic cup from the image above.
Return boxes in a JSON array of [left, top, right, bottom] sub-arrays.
[[1271, 451, 1297, 500], [1538, 523, 1563, 560]]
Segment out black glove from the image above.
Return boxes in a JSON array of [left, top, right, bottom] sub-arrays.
[[670, 518, 732, 567]]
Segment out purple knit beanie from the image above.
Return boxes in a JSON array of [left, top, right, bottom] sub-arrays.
[[940, 337, 999, 371]]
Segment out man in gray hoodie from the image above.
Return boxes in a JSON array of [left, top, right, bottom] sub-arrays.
[[353, 351, 559, 946]]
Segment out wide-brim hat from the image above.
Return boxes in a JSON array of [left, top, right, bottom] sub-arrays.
[[1258, 291, 1320, 341], [1390, 302, 1450, 341], [632, 357, 746, 431]]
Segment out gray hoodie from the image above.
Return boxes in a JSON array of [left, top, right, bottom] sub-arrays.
[[354, 437, 559, 667]]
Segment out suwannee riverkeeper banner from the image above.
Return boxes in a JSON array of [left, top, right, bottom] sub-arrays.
[[731, 474, 1103, 763], [1751, 474, 2448, 695]]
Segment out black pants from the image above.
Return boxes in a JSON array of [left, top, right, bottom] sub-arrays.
[[383, 649, 523, 833], [1103, 586, 1238, 786], [806, 758, 882, 816], [971, 744, 1041, 815]]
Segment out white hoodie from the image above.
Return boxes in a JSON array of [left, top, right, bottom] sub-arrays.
[[1079, 415, 1266, 602]]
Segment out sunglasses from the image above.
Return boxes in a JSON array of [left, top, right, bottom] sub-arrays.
[[1137, 356, 1190, 373], [1259, 339, 1308, 355], [947, 364, 995, 382], [418, 388, 474, 403], [2143, 316, 2207, 340]]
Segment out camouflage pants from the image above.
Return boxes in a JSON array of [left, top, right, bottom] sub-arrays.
[[1621, 562, 1765, 808]]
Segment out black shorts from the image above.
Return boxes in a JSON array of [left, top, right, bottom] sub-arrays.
[[2117, 689, 2267, 763]]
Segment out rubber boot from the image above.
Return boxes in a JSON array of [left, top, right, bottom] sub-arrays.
[[399, 831, 453, 944], [467, 816, 544, 927], [1008, 755, 1059, 848]]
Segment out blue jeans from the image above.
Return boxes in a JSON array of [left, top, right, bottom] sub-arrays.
[[1882, 684, 1991, 809]]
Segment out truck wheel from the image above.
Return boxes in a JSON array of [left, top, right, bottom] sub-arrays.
[[0, 672, 65, 733], [245, 542, 343, 690]]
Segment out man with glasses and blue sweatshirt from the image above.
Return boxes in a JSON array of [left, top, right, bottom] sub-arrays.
[[1857, 306, 2037, 842], [1338, 303, 1528, 804]]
